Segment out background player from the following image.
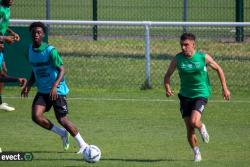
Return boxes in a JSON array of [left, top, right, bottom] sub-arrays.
[[0, 0, 20, 111], [0, 42, 26, 90], [164, 32, 230, 162]]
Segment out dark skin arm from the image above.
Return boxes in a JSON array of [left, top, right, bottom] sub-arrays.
[[0, 76, 26, 88], [0, 35, 15, 44], [0, 29, 20, 44], [50, 65, 65, 101], [21, 71, 35, 97], [7, 28, 20, 42]]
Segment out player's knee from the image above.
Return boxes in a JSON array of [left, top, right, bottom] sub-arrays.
[[32, 114, 42, 124], [32, 116, 40, 124], [190, 119, 199, 128], [31, 114, 37, 123], [57, 117, 67, 126]]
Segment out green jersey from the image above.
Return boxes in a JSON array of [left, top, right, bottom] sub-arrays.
[[0, 4, 10, 35], [176, 51, 211, 98]]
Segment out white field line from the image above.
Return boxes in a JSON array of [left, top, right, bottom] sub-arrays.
[[3, 96, 250, 103]]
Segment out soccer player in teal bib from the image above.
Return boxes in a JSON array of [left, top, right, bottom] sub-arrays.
[[164, 33, 230, 162], [21, 22, 90, 154], [0, 0, 21, 111]]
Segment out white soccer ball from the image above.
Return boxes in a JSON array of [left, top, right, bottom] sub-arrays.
[[83, 145, 101, 163]]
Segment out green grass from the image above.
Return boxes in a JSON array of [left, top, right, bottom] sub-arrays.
[[0, 88, 249, 167], [2, 2, 250, 166]]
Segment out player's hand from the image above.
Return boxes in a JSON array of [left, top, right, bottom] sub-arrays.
[[21, 85, 31, 98], [223, 88, 230, 101], [3, 36, 15, 44], [50, 86, 58, 101], [19, 78, 27, 89], [166, 89, 174, 97], [12, 33, 20, 42]]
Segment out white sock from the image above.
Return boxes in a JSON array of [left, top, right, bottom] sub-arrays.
[[200, 124, 206, 133], [74, 133, 88, 148], [51, 125, 65, 137], [193, 146, 200, 154]]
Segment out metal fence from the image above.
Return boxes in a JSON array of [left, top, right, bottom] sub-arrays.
[[12, 0, 249, 22], [11, 20, 250, 98]]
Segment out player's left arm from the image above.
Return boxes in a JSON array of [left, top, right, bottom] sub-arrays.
[[50, 48, 64, 100], [205, 54, 230, 100]]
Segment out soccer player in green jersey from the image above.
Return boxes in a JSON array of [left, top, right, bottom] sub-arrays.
[[0, 0, 19, 40], [21, 22, 90, 154], [164, 33, 230, 162], [0, 0, 20, 111]]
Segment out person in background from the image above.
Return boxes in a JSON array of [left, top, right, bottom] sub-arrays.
[[0, 0, 20, 111], [164, 32, 230, 162], [0, 42, 26, 93]]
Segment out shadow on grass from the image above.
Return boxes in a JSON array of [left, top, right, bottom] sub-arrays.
[[101, 158, 189, 162], [31, 150, 76, 154], [102, 157, 192, 163], [33, 157, 190, 163], [30, 150, 192, 163], [34, 158, 82, 161]]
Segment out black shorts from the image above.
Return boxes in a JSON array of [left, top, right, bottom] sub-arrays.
[[178, 94, 207, 118], [32, 92, 69, 116]]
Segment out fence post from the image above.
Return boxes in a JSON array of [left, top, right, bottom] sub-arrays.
[[46, 0, 51, 33], [93, 0, 98, 40], [236, 0, 244, 42], [143, 24, 152, 89], [183, 0, 188, 33]]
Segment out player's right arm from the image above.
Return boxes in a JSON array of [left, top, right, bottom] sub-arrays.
[[164, 57, 177, 97], [0, 35, 15, 44], [7, 28, 20, 41], [21, 71, 35, 97]]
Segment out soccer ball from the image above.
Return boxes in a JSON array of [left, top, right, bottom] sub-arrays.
[[83, 145, 101, 163]]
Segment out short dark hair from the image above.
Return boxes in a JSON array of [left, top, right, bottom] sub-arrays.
[[1, 0, 11, 6], [180, 32, 196, 41], [29, 22, 47, 33]]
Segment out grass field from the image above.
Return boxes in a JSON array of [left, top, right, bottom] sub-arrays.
[[0, 88, 249, 167], [2, 1, 250, 166], [3, 21, 250, 167]]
